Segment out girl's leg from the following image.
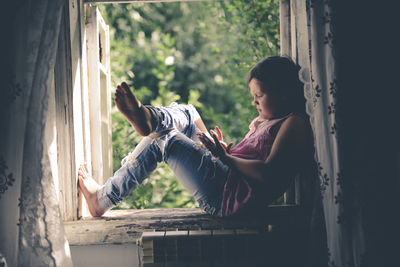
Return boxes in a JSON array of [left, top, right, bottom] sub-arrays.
[[163, 132, 230, 216], [96, 129, 230, 216], [115, 81, 204, 138], [96, 137, 161, 210], [146, 102, 202, 140], [95, 103, 205, 211], [114, 82, 154, 136], [80, 82, 211, 215]]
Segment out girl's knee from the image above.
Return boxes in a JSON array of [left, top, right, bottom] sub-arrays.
[[164, 132, 193, 158]]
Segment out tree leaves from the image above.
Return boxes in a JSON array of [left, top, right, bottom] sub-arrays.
[[99, 1, 279, 209]]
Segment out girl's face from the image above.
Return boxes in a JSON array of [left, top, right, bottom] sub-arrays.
[[249, 78, 283, 120]]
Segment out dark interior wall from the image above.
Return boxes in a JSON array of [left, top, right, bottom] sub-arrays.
[[1, 2, 15, 136], [333, 2, 400, 266], [0, 1, 25, 142]]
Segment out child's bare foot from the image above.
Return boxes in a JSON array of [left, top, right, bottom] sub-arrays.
[[78, 164, 105, 217], [114, 82, 153, 136]]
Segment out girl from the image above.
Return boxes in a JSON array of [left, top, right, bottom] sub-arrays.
[[78, 56, 313, 217]]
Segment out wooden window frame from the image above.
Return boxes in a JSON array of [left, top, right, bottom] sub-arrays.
[[55, 1, 114, 221], [280, 0, 315, 209], [86, 5, 113, 187], [54, 3, 78, 221]]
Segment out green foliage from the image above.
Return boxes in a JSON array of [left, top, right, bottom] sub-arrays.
[[98, 1, 280, 209]]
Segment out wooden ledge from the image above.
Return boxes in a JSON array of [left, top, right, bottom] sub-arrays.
[[64, 206, 307, 246]]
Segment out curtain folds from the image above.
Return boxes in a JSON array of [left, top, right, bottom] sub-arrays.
[[296, 1, 367, 266], [1, 0, 73, 266]]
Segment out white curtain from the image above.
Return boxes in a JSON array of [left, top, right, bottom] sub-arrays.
[[294, 0, 367, 266], [292, 0, 400, 265], [0, 0, 73, 266]]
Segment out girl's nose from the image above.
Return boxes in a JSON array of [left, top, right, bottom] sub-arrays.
[[252, 98, 258, 106]]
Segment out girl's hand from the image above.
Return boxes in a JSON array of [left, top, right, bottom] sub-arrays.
[[197, 131, 233, 161], [209, 126, 229, 150]]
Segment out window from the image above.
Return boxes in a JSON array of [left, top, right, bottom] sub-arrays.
[[56, 0, 310, 222], [61, 3, 315, 265]]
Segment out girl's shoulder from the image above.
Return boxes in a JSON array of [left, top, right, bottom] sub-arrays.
[[281, 112, 310, 131], [268, 112, 308, 137], [248, 113, 308, 139], [274, 113, 313, 151]]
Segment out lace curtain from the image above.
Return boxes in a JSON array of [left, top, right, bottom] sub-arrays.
[[295, 0, 400, 266], [294, 0, 366, 266], [0, 0, 73, 266]]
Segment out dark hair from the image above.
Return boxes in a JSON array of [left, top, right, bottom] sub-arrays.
[[248, 56, 306, 114]]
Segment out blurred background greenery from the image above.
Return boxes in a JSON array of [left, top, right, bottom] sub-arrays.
[[97, 0, 280, 209]]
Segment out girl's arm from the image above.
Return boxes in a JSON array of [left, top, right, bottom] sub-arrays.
[[194, 118, 210, 136], [199, 114, 311, 185]]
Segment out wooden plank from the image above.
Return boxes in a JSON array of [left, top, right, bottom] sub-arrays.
[[64, 219, 143, 245], [85, 6, 113, 187], [143, 245, 154, 263], [281, 0, 294, 205], [279, 0, 291, 57], [86, 6, 105, 185], [64, 206, 307, 245], [68, 0, 88, 221], [188, 230, 212, 237], [290, 0, 297, 62], [99, 17, 113, 182], [141, 229, 156, 264], [98, 62, 108, 76], [97, 10, 108, 67], [293, 0, 309, 66], [105, 21, 113, 183], [212, 229, 235, 236], [74, 1, 94, 218], [287, 0, 316, 213], [282, 0, 299, 205], [143, 242, 155, 249], [54, 4, 77, 221], [142, 231, 166, 240], [165, 230, 189, 237], [99, 67, 113, 183]]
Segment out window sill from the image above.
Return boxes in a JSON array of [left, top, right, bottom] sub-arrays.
[[64, 205, 307, 246]]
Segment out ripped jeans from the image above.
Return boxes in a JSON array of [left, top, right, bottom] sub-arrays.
[[97, 103, 230, 216]]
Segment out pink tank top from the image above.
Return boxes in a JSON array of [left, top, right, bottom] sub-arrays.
[[221, 113, 293, 217]]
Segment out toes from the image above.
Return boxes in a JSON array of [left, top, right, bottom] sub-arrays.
[[116, 85, 124, 94], [78, 171, 84, 180], [115, 87, 124, 102], [121, 82, 128, 89], [78, 175, 83, 187], [115, 88, 123, 99], [121, 82, 133, 97], [78, 164, 89, 178], [79, 164, 85, 173], [114, 94, 120, 104]]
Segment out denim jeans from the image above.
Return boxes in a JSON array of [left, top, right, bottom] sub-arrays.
[[97, 103, 230, 216]]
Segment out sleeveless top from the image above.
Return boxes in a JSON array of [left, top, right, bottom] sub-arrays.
[[221, 113, 293, 217]]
